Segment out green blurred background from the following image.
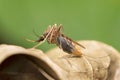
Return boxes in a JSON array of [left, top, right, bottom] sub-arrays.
[[0, 0, 120, 52]]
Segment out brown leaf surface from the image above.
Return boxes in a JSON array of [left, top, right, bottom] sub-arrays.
[[0, 40, 120, 80]]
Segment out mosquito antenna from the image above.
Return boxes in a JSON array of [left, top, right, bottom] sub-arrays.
[[33, 29, 40, 38], [25, 29, 39, 43]]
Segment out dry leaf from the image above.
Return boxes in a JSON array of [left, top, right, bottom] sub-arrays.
[[0, 40, 120, 80]]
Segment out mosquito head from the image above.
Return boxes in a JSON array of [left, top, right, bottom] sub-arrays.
[[36, 24, 63, 44]]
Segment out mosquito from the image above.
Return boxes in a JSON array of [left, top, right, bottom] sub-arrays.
[[31, 24, 85, 57]]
